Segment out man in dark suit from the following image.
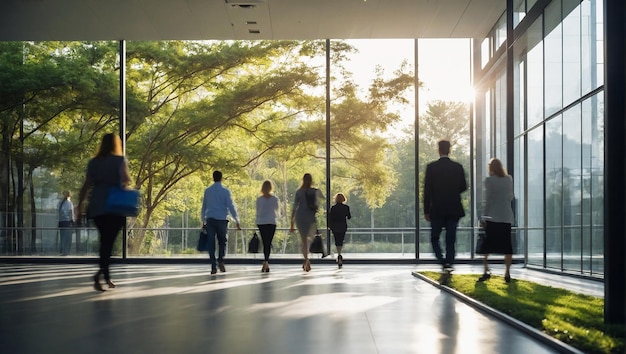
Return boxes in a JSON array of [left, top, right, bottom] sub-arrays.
[[424, 140, 468, 270]]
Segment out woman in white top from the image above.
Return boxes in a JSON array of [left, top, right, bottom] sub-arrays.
[[255, 180, 280, 272], [478, 158, 515, 283]]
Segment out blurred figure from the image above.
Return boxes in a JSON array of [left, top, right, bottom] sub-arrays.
[[201, 170, 241, 274], [58, 190, 75, 256], [77, 133, 131, 292], [424, 140, 468, 271], [290, 173, 325, 272], [255, 180, 280, 273], [329, 193, 351, 268], [477, 158, 515, 283]]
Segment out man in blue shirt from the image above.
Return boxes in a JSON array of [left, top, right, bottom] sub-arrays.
[[201, 171, 241, 274]]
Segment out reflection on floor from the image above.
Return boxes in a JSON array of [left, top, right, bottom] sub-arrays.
[[0, 263, 583, 354]]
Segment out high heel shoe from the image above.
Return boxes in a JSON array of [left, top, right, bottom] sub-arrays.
[[106, 280, 116, 288], [93, 273, 104, 292], [303, 259, 311, 272], [337, 255, 343, 269], [261, 261, 268, 273], [477, 272, 491, 282]]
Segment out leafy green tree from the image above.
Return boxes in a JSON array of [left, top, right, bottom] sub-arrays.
[[0, 41, 119, 253], [121, 40, 415, 254]]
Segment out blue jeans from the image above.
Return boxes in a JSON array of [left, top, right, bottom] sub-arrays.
[[430, 217, 460, 266], [205, 218, 228, 269]]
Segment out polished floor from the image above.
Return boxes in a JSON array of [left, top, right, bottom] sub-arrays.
[[0, 261, 599, 354]]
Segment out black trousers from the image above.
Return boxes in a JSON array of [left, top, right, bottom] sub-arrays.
[[257, 224, 276, 261], [93, 214, 126, 281]]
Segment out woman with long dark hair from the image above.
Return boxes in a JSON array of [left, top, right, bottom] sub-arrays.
[[255, 180, 280, 272], [77, 133, 131, 292]]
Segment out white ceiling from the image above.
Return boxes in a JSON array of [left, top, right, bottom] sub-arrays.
[[0, 0, 505, 41]]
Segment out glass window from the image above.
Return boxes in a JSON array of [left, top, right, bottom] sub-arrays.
[[589, 93, 604, 274], [495, 13, 507, 50], [513, 136, 525, 255], [562, 105, 582, 272], [527, 126, 544, 267], [562, 1, 582, 106], [581, 0, 603, 94], [544, 0, 563, 117], [481, 37, 491, 68], [526, 17, 544, 128], [514, 58, 525, 135], [545, 115, 563, 269], [494, 69, 506, 159], [594, 0, 604, 88], [334, 39, 416, 257], [514, 0, 527, 27], [417, 39, 473, 257]]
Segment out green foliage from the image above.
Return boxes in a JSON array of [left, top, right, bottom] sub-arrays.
[[3, 39, 421, 255], [420, 271, 625, 354]]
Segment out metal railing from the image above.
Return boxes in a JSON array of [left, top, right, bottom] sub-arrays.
[[0, 225, 510, 259]]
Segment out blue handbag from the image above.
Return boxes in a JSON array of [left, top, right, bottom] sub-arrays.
[[105, 187, 140, 217]]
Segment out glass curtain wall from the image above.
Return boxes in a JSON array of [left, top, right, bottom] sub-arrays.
[[0, 41, 120, 257], [479, 0, 604, 275], [329, 39, 416, 258], [417, 39, 472, 260], [1, 39, 425, 259]]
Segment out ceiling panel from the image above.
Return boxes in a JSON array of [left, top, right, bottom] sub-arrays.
[[0, 0, 505, 41]]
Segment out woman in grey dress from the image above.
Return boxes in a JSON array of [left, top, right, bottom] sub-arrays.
[[77, 133, 131, 292], [477, 158, 515, 283], [289, 173, 324, 272]]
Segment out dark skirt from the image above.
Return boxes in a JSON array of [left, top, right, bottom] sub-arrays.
[[481, 221, 513, 254]]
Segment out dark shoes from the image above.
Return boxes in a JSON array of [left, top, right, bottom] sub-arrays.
[[337, 255, 343, 269], [210, 262, 225, 274], [477, 273, 491, 282], [261, 261, 270, 273], [477, 272, 511, 282], [93, 272, 104, 292]]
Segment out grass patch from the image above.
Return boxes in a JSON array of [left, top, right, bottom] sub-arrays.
[[419, 271, 625, 354]]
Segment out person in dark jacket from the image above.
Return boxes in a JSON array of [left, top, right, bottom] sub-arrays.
[[329, 193, 351, 269], [77, 133, 131, 292], [423, 140, 468, 271]]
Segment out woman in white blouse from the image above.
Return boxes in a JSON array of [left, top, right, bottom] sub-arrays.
[[255, 180, 280, 272], [478, 158, 515, 283]]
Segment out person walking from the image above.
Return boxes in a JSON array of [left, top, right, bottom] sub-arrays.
[[289, 173, 325, 272], [255, 180, 280, 273], [423, 140, 468, 271], [77, 133, 131, 292], [477, 158, 515, 283], [329, 193, 351, 269], [201, 170, 241, 275], [58, 190, 75, 256]]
